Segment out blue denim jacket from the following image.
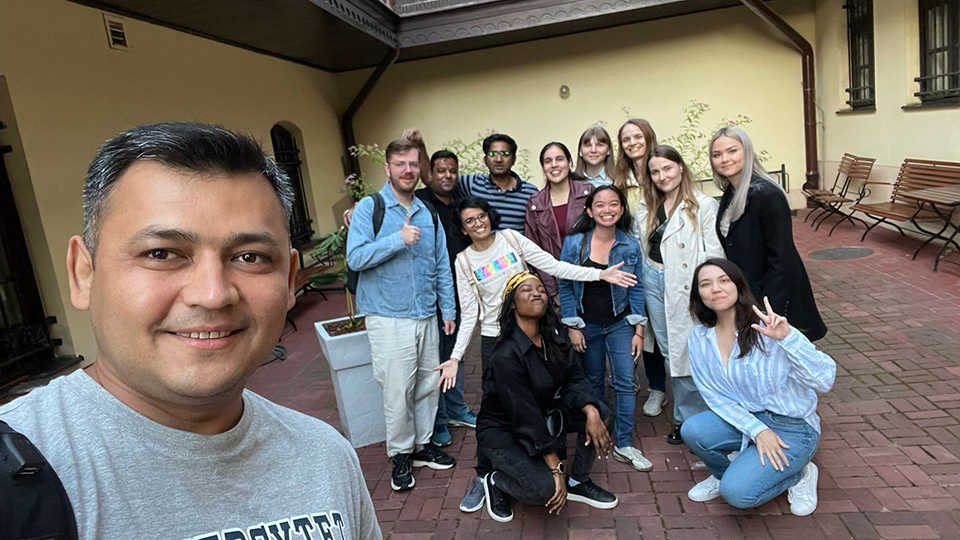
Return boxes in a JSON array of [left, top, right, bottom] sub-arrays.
[[346, 183, 456, 320], [558, 229, 646, 328]]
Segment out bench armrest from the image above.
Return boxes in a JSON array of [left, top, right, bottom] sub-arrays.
[[862, 181, 894, 186]]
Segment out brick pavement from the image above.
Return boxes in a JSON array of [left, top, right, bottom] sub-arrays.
[[250, 215, 960, 539]]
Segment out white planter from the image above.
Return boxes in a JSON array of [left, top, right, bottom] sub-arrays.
[[314, 315, 386, 448]]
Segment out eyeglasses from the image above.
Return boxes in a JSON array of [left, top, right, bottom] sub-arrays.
[[486, 150, 512, 158], [389, 161, 421, 170], [463, 212, 488, 226]]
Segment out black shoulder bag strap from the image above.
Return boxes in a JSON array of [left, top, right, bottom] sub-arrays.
[[0, 420, 78, 540], [345, 193, 385, 294]]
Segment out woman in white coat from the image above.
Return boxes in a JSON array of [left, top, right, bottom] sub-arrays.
[[634, 145, 725, 444]]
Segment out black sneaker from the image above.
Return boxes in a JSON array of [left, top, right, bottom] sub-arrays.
[[483, 473, 514, 522], [566, 478, 618, 509], [667, 424, 683, 445], [411, 444, 456, 470], [391, 454, 415, 491]]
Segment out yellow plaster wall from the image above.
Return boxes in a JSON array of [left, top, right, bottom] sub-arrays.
[[0, 0, 350, 363], [343, 1, 815, 208], [815, 0, 960, 197]]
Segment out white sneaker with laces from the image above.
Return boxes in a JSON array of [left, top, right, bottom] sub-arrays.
[[687, 475, 722, 502], [613, 446, 653, 471], [642, 389, 666, 417], [787, 462, 819, 516]]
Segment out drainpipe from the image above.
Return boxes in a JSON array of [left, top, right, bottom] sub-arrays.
[[341, 47, 400, 177], [739, 0, 820, 193]]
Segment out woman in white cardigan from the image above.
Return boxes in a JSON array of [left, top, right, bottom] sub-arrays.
[[633, 145, 725, 444]]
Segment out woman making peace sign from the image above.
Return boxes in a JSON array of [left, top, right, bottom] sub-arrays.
[[681, 259, 836, 516]]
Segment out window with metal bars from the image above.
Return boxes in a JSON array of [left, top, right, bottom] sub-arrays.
[[270, 125, 315, 250], [845, 0, 876, 109], [917, 0, 960, 102]]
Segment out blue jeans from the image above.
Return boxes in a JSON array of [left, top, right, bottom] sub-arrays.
[[434, 314, 472, 432], [643, 259, 707, 424], [582, 317, 636, 447], [681, 410, 820, 509]]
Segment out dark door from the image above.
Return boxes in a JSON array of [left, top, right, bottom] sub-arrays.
[[0, 121, 62, 388]]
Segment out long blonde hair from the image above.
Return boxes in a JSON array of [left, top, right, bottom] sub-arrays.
[[709, 126, 780, 235], [643, 145, 699, 240], [613, 119, 657, 193], [575, 125, 616, 178]]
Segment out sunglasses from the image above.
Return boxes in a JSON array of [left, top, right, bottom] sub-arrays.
[[486, 150, 512, 158]]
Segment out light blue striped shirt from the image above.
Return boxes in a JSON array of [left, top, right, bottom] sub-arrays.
[[688, 325, 836, 449], [458, 172, 538, 234], [584, 168, 613, 188]]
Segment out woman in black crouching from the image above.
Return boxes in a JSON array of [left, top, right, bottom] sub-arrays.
[[475, 271, 618, 522]]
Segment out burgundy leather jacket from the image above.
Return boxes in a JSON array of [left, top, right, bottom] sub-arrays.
[[523, 178, 594, 296]]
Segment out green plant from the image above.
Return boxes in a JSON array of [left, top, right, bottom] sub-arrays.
[[315, 226, 365, 330], [660, 101, 770, 182]]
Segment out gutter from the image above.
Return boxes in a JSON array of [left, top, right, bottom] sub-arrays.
[[341, 47, 401, 177], [739, 0, 820, 193]]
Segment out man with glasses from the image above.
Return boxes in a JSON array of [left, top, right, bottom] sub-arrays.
[[457, 133, 538, 234], [346, 138, 458, 492]]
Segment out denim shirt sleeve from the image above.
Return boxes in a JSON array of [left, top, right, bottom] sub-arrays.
[[622, 239, 647, 327], [433, 217, 456, 321], [558, 235, 584, 328], [688, 330, 769, 441], [345, 196, 405, 270]]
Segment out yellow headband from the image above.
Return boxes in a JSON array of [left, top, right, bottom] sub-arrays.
[[502, 271, 539, 301]]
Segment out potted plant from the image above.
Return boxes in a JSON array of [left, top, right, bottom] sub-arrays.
[[312, 172, 387, 448]]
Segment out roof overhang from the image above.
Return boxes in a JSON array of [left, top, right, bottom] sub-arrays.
[[68, 0, 771, 72]]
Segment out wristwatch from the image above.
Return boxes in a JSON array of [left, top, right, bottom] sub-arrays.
[[551, 462, 565, 475]]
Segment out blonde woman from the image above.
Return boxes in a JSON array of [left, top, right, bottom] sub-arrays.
[[613, 118, 666, 415], [612, 119, 658, 213], [575, 125, 616, 187], [634, 145, 725, 444]]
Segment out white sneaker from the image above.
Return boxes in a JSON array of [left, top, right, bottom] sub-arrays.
[[727, 450, 741, 463], [613, 446, 653, 471], [642, 389, 666, 417], [687, 475, 722, 502], [788, 462, 819, 516]]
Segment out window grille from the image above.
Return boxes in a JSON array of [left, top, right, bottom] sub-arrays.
[[844, 0, 876, 109], [270, 125, 315, 250], [917, 0, 960, 102]]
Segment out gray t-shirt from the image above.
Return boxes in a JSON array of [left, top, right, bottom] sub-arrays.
[[0, 370, 382, 540]]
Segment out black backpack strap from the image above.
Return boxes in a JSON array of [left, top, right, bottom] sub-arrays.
[[417, 198, 440, 233], [0, 420, 78, 540], [371, 192, 385, 236]]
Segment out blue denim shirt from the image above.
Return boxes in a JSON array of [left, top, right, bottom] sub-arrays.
[[346, 183, 456, 321], [558, 229, 646, 328]]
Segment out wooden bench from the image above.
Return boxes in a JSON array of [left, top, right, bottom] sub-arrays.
[[851, 158, 960, 246], [804, 153, 876, 234]]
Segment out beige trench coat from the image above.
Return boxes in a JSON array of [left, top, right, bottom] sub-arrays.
[[633, 190, 725, 377]]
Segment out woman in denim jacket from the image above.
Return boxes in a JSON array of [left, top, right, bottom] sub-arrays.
[[559, 185, 651, 472]]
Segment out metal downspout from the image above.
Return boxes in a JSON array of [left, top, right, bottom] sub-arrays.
[[739, 0, 820, 193], [341, 47, 400, 177]]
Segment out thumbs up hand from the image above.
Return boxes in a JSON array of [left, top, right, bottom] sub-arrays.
[[401, 214, 421, 245]]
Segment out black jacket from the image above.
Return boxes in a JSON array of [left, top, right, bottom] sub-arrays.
[[476, 325, 597, 457], [717, 177, 827, 341]]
